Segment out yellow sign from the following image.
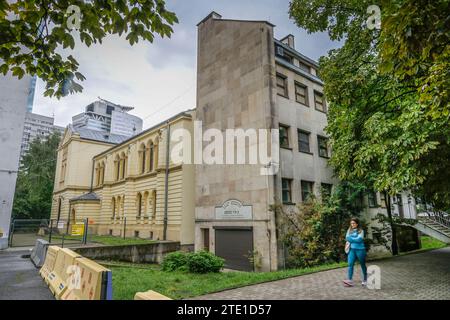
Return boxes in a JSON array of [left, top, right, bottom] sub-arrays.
[[71, 223, 85, 236]]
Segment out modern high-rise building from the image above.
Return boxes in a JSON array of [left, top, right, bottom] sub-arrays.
[[72, 98, 143, 137], [20, 112, 65, 161], [0, 69, 31, 247]]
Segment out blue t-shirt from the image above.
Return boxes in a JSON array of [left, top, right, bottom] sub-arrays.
[[346, 229, 366, 250]]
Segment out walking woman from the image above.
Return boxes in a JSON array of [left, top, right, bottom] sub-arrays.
[[343, 218, 368, 287]]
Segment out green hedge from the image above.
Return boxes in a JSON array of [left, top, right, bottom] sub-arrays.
[[161, 251, 224, 273]]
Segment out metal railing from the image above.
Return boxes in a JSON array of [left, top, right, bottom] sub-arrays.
[[418, 211, 450, 230], [9, 218, 88, 247]]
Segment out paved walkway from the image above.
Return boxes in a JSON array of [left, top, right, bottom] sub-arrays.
[[193, 247, 450, 300], [0, 249, 54, 300]]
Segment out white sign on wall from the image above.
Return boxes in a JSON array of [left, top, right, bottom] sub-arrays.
[[215, 199, 252, 220]]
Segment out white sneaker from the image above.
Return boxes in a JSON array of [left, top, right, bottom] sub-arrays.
[[362, 281, 367, 287]]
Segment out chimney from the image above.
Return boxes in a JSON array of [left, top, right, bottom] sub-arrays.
[[280, 34, 295, 49]]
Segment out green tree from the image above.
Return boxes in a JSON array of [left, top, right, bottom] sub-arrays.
[[0, 0, 178, 97], [13, 131, 61, 219], [272, 182, 369, 268], [289, 0, 450, 210]]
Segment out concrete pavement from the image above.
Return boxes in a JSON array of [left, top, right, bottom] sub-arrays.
[[0, 249, 54, 300], [193, 247, 450, 300]]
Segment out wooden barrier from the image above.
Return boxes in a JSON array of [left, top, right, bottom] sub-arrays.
[[46, 248, 81, 299], [134, 290, 172, 300], [39, 246, 60, 282], [61, 257, 112, 300], [39, 245, 112, 300]]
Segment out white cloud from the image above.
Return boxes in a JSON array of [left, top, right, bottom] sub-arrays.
[[33, 0, 339, 130]]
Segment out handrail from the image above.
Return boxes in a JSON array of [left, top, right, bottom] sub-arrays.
[[419, 211, 450, 229]]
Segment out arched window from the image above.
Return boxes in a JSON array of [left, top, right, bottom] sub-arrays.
[[143, 191, 149, 217], [137, 193, 142, 217], [151, 190, 157, 219], [154, 141, 158, 170], [139, 143, 146, 174], [99, 161, 105, 185], [120, 152, 126, 179], [95, 163, 100, 186], [112, 197, 116, 219], [148, 141, 154, 172], [115, 155, 120, 181]]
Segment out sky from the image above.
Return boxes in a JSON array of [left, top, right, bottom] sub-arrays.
[[33, 0, 340, 129]]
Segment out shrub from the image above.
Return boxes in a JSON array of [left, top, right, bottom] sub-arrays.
[[161, 251, 188, 271], [186, 251, 224, 273]]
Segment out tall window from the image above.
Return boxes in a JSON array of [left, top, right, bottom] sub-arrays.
[[112, 198, 116, 219], [140, 143, 146, 174], [148, 141, 154, 172], [368, 191, 378, 207], [95, 164, 100, 186], [314, 91, 326, 112], [276, 73, 288, 97], [295, 82, 308, 106], [318, 136, 329, 158], [151, 190, 157, 219], [279, 124, 290, 148], [301, 180, 314, 202], [137, 193, 142, 217], [115, 155, 120, 181], [298, 130, 310, 153], [282, 178, 292, 204], [120, 154, 126, 179], [100, 162, 105, 184]]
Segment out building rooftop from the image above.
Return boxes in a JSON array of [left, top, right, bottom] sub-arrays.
[[70, 192, 100, 202], [71, 125, 130, 144]]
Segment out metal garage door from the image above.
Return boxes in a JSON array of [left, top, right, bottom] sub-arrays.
[[214, 227, 253, 271]]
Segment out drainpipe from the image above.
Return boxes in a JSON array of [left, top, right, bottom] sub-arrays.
[[163, 121, 171, 240]]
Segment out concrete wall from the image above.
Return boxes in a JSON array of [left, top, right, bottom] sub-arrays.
[[72, 241, 180, 264], [0, 72, 30, 241], [195, 14, 279, 271]]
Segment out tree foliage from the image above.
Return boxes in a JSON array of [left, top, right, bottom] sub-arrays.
[[272, 182, 370, 268], [13, 131, 61, 219], [289, 0, 450, 209], [0, 0, 178, 97]]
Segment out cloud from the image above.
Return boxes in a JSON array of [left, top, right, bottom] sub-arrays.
[[33, 0, 339, 130]]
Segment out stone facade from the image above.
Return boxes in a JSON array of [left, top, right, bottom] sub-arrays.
[[195, 13, 279, 271]]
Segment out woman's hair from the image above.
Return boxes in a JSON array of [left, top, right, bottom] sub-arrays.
[[348, 217, 363, 233]]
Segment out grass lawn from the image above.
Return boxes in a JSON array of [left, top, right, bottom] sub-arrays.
[[103, 261, 347, 300], [88, 235, 156, 246], [103, 234, 448, 300], [51, 234, 155, 246], [420, 236, 448, 250]]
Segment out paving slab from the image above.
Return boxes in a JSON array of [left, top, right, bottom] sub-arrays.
[[192, 247, 450, 300], [0, 249, 54, 300]]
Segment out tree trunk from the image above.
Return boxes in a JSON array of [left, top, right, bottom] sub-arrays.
[[384, 191, 399, 255]]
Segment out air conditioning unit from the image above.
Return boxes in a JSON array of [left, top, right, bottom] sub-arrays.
[[276, 46, 284, 57]]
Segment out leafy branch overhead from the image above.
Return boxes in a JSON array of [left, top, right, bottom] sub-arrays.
[[289, 0, 450, 210], [0, 0, 178, 98]]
